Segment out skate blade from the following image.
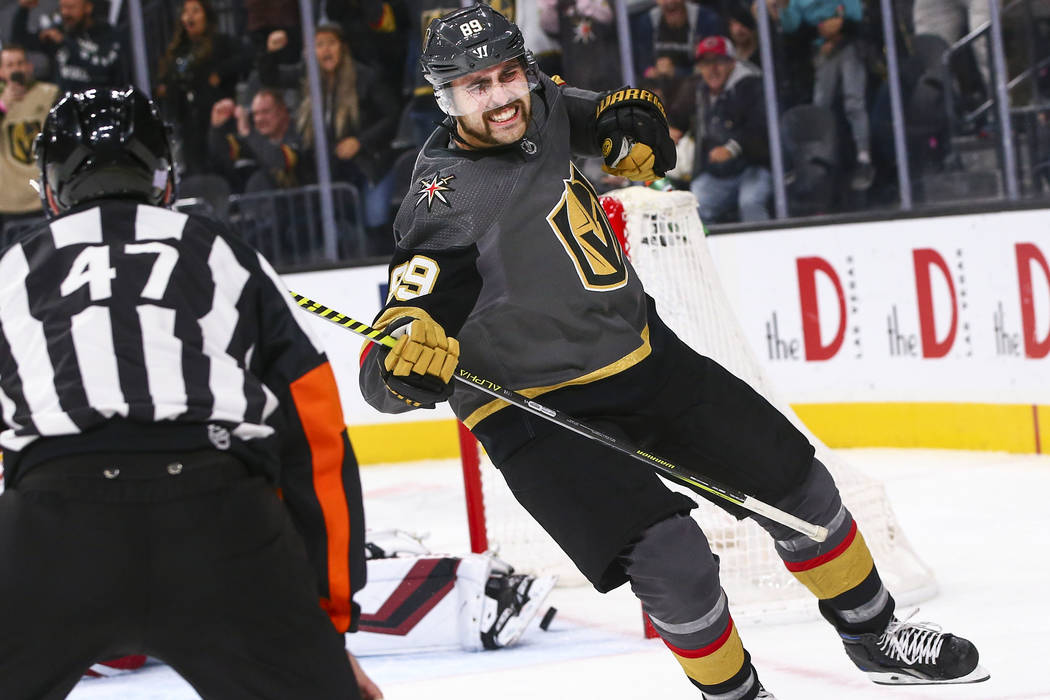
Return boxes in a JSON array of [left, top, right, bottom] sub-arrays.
[[869, 663, 990, 686]]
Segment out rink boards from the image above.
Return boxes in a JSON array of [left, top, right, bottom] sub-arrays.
[[285, 206, 1050, 461]]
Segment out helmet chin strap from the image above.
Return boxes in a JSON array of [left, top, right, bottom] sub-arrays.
[[445, 118, 474, 149], [434, 114, 473, 149], [45, 184, 61, 216]]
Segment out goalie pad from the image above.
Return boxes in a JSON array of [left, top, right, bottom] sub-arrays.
[[352, 531, 556, 655]]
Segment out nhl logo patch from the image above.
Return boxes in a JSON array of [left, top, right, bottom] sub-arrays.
[[415, 172, 456, 211]]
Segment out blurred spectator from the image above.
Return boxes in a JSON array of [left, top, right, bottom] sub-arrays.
[[259, 22, 400, 247], [912, 0, 990, 94], [398, 2, 465, 147], [724, 2, 759, 68], [242, 0, 301, 66], [538, 0, 622, 91], [208, 90, 306, 191], [755, 0, 817, 110], [156, 0, 253, 177], [323, 0, 410, 90], [0, 44, 59, 237], [516, 0, 563, 76], [668, 36, 771, 222], [642, 0, 726, 77], [11, 0, 126, 93], [775, 0, 875, 190], [295, 23, 401, 252]]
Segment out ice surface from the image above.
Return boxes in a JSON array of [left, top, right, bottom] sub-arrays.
[[67, 449, 1050, 699]]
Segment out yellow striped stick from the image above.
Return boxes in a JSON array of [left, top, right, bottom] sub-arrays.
[[290, 290, 828, 542]]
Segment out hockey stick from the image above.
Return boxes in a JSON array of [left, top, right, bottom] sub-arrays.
[[291, 291, 828, 542]]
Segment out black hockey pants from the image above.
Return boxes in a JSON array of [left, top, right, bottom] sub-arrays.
[[0, 450, 360, 700]]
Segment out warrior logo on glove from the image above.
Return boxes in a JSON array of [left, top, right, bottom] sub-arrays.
[[595, 88, 676, 182]]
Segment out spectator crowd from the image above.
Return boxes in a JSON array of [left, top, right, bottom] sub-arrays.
[[2, 0, 1049, 255]]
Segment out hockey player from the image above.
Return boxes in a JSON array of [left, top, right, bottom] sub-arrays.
[[0, 87, 381, 700], [358, 4, 988, 699]]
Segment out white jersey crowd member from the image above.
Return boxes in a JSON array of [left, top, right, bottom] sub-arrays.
[[358, 4, 988, 698]]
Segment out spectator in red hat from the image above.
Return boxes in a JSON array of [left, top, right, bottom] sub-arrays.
[[667, 35, 772, 223]]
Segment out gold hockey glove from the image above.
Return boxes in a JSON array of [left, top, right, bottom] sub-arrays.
[[595, 88, 677, 181], [379, 318, 460, 408]]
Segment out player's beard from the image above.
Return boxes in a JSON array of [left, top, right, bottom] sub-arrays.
[[456, 97, 532, 148]]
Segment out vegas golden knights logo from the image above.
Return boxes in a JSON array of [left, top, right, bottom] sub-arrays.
[[7, 120, 41, 165], [546, 162, 628, 291]]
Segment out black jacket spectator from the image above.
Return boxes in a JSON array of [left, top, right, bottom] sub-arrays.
[[155, 0, 253, 177], [669, 57, 769, 179], [208, 91, 308, 192], [638, 0, 726, 77], [11, 1, 126, 93]]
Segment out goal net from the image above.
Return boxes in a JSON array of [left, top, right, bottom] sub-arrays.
[[460, 187, 937, 622]]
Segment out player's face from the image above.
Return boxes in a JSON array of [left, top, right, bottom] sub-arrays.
[[450, 60, 532, 148], [314, 30, 342, 75]]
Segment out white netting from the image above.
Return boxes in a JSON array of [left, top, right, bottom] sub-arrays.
[[468, 187, 936, 620]]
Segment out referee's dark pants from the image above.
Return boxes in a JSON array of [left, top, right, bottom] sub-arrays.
[[0, 450, 361, 700]]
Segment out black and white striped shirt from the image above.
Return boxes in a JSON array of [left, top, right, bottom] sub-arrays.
[[0, 200, 323, 475], [0, 199, 365, 632]]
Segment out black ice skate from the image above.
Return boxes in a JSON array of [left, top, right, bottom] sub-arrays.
[[840, 612, 990, 685]]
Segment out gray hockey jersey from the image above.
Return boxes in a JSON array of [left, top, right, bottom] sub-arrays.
[[359, 75, 653, 430]]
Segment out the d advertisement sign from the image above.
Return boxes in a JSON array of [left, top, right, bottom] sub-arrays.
[[708, 210, 1050, 408], [272, 209, 1050, 457], [913, 248, 958, 359], [796, 257, 846, 361], [1016, 242, 1050, 359]]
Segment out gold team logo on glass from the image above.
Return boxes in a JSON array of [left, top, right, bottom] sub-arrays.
[[546, 162, 628, 291]]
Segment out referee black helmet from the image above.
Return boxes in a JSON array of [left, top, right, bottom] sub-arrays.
[[35, 86, 176, 218]]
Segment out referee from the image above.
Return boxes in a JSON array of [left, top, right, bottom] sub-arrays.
[[0, 87, 381, 700]]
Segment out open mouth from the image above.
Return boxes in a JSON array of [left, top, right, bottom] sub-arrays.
[[486, 103, 520, 126]]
